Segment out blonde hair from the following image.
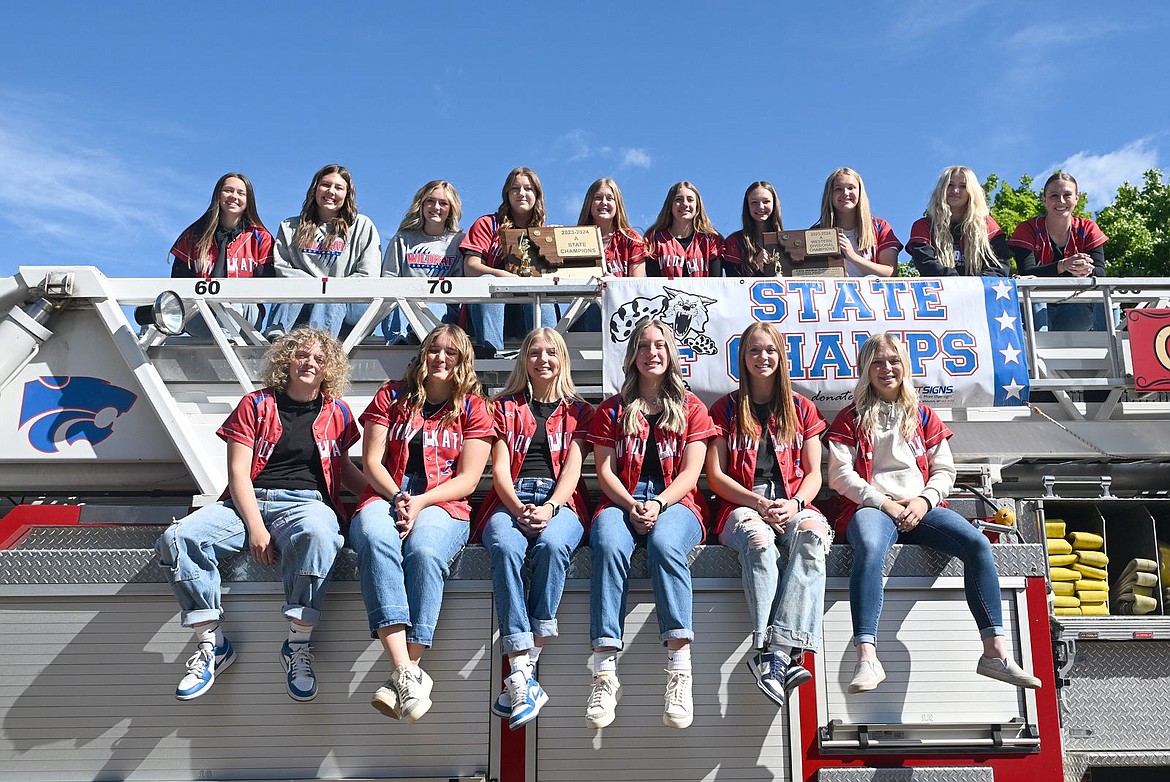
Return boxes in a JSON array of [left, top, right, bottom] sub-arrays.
[[734, 321, 798, 445], [644, 181, 720, 255], [397, 324, 485, 428], [263, 326, 350, 399], [819, 167, 875, 254], [619, 319, 687, 436], [397, 180, 462, 234], [498, 327, 582, 403], [497, 166, 546, 229], [739, 181, 784, 273], [926, 166, 997, 275], [577, 177, 636, 235], [292, 164, 359, 251], [853, 333, 918, 440]]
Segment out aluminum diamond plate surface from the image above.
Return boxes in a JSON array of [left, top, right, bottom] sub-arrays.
[[18, 526, 164, 550], [1063, 751, 1170, 782], [818, 768, 994, 781], [1062, 640, 1170, 751]]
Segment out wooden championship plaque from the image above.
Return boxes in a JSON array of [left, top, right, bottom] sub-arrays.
[[763, 228, 845, 277], [500, 226, 605, 277]]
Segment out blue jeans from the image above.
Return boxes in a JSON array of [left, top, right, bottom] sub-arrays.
[[381, 302, 455, 345], [719, 496, 832, 652], [265, 301, 371, 338], [481, 477, 584, 654], [1034, 301, 1107, 332], [589, 478, 703, 649], [468, 275, 559, 352], [155, 488, 343, 627], [846, 505, 1004, 647], [348, 475, 469, 646]]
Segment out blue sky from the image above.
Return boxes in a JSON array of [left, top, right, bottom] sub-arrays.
[[2, 1, 1166, 279]]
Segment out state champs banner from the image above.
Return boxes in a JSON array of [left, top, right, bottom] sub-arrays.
[[599, 277, 1030, 411]]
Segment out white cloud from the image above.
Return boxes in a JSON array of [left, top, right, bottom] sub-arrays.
[[620, 148, 652, 169], [551, 129, 652, 170], [889, 0, 991, 43], [0, 91, 192, 276], [1049, 138, 1159, 209]]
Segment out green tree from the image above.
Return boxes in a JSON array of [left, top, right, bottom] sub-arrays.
[[1094, 169, 1170, 276], [984, 173, 1044, 238]]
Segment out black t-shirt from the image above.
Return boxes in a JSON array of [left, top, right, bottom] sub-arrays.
[[750, 402, 785, 494], [638, 412, 665, 485], [517, 399, 560, 480], [404, 400, 446, 490], [254, 392, 327, 496]]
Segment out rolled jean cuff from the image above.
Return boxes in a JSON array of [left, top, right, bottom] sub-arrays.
[[501, 631, 536, 655], [852, 633, 877, 647], [660, 628, 694, 644], [769, 626, 819, 652], [180, 608, 223, 628], [590, 635, 624, 651], [979, 625, 1005, 640], [366, 607, 411, 637], [408, 625, 436, 648], [531, 617, 558, 639], [283, 604, 321, 627], [751, 630, 767, 650]]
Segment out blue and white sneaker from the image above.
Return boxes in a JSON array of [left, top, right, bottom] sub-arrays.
[[490, 688, 512, 718], [280, 640, 317, 702], [746, 650, 787, 707], [506, 670, 548, 730], [784, 655, 813, 692], [176, 638, 236, 701]]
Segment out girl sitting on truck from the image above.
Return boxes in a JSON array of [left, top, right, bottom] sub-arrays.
[[473, 327, 593, 730], [585, 318, 716, 731], [167, 172, 274, 336], [643, 181, 723, 277], [155, 327, 364, 703], [706, 321, 831, 707], [348, 324, 493, 723], [812, 167, 901, 277], [827, 332, 1042, 694], [906, 165, 1010, 277], [722, 181, 785, 277], [264, 164, 382, 339]]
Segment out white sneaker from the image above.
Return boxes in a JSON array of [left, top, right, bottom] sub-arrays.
[[848, 659, 886, 694], [663, 670, 693, 729], [371, 679, 402, 720], [392, 664, 434, 724], [585, 673, 620, 729]]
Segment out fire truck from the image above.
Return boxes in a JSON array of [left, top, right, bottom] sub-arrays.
[[1, 267, 1167, 782]]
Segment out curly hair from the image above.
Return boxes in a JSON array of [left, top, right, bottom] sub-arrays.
[[263, 326, 350, 399], [398, 324, 485, 426], [926, 166, 998, 275]]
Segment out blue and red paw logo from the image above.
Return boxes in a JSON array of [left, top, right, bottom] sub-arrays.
[[19, 376, 138, 453]]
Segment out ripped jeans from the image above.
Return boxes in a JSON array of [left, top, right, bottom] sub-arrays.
[[718, 482, 832, 652]]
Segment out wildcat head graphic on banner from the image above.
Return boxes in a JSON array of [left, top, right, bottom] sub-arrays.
[[601, 277, 1029, 410]]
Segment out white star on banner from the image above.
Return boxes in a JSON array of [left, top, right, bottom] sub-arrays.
[[1002, 379, 1025, 400], [991, 280, 1013, 301], [1000, 344, 1022, 365], [995, 311, 1018, 331]]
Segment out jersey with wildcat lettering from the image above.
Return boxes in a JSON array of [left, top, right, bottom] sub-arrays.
[[602, 228, 650, 276], [356, 381, 492, 520], [471, 393, 595, 540], [272, 213, 381, 278], [382, 228, 465, 278], [170, 221, 274, 278], [217, 388, 359, 517], [709, 391, 827, 534], [647, 230, 723, 278], [587, 392, 716, 524]]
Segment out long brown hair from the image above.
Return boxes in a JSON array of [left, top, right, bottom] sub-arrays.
[[739, 181, 784, 273], [577, 177, 636, 235], [496, 166, 546, 229], [292, 164, 359, 250], [819, 167, 875, 253], [183, 173, 266, 274], [398, 324, 485, 427], [734, 321, 797, 445], [644, 181, 720, 256]]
